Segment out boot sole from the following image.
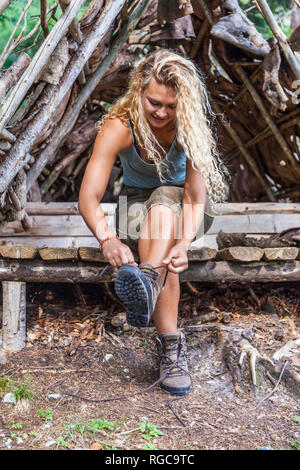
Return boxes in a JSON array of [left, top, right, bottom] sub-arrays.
[[160, 383, 191, 396], [114, 265, 153, 327]]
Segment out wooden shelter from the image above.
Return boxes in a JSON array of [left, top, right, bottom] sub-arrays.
[[0, 0, 299, 228], [0, 1, 299, 398]]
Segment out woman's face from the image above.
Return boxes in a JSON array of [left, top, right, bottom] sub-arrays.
[[141, 77, 177, 130]]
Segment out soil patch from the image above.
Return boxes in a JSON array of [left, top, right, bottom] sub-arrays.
[[0, 281, 299, 451]]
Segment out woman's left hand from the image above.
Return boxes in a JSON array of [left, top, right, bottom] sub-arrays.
[[162, 243, 189, 274]]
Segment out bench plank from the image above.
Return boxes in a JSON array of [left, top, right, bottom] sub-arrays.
[[215, 247, 264, 262], [0, 245, 38, 259], [24, 202, 300, 216], [39, 247, 79, 260], [263, 247, 299, 261], [0, 259, 299, 283]]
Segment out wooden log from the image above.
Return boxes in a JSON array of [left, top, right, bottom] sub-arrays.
[[216, 247, 264, 262], [1, 212, 300, 238], [0, 0, 127, 194], [0, 141, 11, 151], [0, 259, 116, 283], [0, 236, 99, 249], [39, 247, 78, 260], [39, 37, 70, 85], [213, 102, 275, 201], [23, 201, 300, 216], [26, 0, 151, 192], [0, 259, 299, 283], [235, 66, 300, 178], [263, 40, 288, 112], [78, 246, 105, 262], [187, 247, 217, 261], [2, 281, 26, 351], [0, 53, 31, 101], [255, 0, 300, 80], [0, 129, 16, 143], [181, 260, 300, 283], [59, 0, 83, 44], [0, 0, 87, 134], [210, 0, 270, 57], [263, 247, 299, 261], [0, 244, 38, 259]]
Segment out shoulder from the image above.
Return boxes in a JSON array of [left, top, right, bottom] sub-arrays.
[[97, 117, 133, 153]]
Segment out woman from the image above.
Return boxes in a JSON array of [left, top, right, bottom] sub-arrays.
[[79, 50, 225, 396]]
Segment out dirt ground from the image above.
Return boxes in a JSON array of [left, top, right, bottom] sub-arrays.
[[0, 280, 299, 451]]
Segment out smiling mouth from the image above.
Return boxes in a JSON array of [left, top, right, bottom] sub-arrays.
[[152, 116, 167, 121]]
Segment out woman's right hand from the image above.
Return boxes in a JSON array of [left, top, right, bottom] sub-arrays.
[[102, 238, 138, 267]]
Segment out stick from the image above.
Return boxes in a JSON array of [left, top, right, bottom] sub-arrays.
[[0, 0, 87, 134], [254, 0, 300, 79], [26, 0, 151, 192], [254, 361, 288, 409]]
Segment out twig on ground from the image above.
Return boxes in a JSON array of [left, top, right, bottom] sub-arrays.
[[254, 361, 288, 409], [246, 285, 261, 307], [167, 396, 188, 427]]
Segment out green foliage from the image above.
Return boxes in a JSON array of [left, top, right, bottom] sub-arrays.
[[0, 377, 12, 392], [239, 0, 292, 38], [290, 440, 300, 450], [55, 436, 70, 448], [38, 408, 53, 422], [13, 384, 35, 401], [143, 442, 158, 450], [11, 423, 23, 430], [138, 421, 163, 441], [86, 418, 119, 433], [289, 416, 300, 425], [0, 0, 90, 69]]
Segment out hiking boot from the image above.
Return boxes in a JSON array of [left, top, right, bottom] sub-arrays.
[[156, 331, 191, 396], [114, 263, 163, 328]]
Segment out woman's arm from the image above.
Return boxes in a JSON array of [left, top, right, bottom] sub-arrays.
[[163, 158, 207, 273], [78, 118, 137, 266]]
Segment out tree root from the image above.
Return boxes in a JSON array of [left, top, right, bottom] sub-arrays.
[[214, 325, 300, 398]]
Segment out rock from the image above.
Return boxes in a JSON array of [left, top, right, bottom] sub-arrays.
[[3, 393, 17, 405], [48, 393, 61, 400], [45, 440, 57, 447], [104, 353, 113, 362]]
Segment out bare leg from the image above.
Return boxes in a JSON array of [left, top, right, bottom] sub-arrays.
[[138, 204, 180, 335]]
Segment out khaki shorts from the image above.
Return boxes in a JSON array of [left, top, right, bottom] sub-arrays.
[[115, 185, 214, 256]]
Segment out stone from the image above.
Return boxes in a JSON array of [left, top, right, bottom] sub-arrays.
[[3, 393, 17, 405]]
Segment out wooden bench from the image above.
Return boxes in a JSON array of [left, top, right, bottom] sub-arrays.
[[0, 201, 300, 353]]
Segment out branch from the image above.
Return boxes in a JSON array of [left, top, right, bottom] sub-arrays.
[[0, 53, 31, 101], [0, 0, 128, 194], [254, 0, 300, 79], [0, 0, 33, 69], [0, 0, 15, 16], [0, 0, 87, 135], [26, 0, 152, 192], [40, 0, 50, 38]]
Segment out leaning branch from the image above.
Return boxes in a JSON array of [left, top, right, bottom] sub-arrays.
[[26, 0, 152, 192], [0, 0, 127, 194], [254, 0, 300, 79], [0, 0, 87, 135]]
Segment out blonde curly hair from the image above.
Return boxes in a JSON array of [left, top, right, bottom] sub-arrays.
[[97, 49, 227, 203]]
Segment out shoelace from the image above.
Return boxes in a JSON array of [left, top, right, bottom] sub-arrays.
[[140, 263, 169, 288], [99, 262, 170, 287], [160, 340, 188, 376]]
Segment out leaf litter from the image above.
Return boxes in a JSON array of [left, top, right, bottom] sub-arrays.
[[0, 280, 299, 450]]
